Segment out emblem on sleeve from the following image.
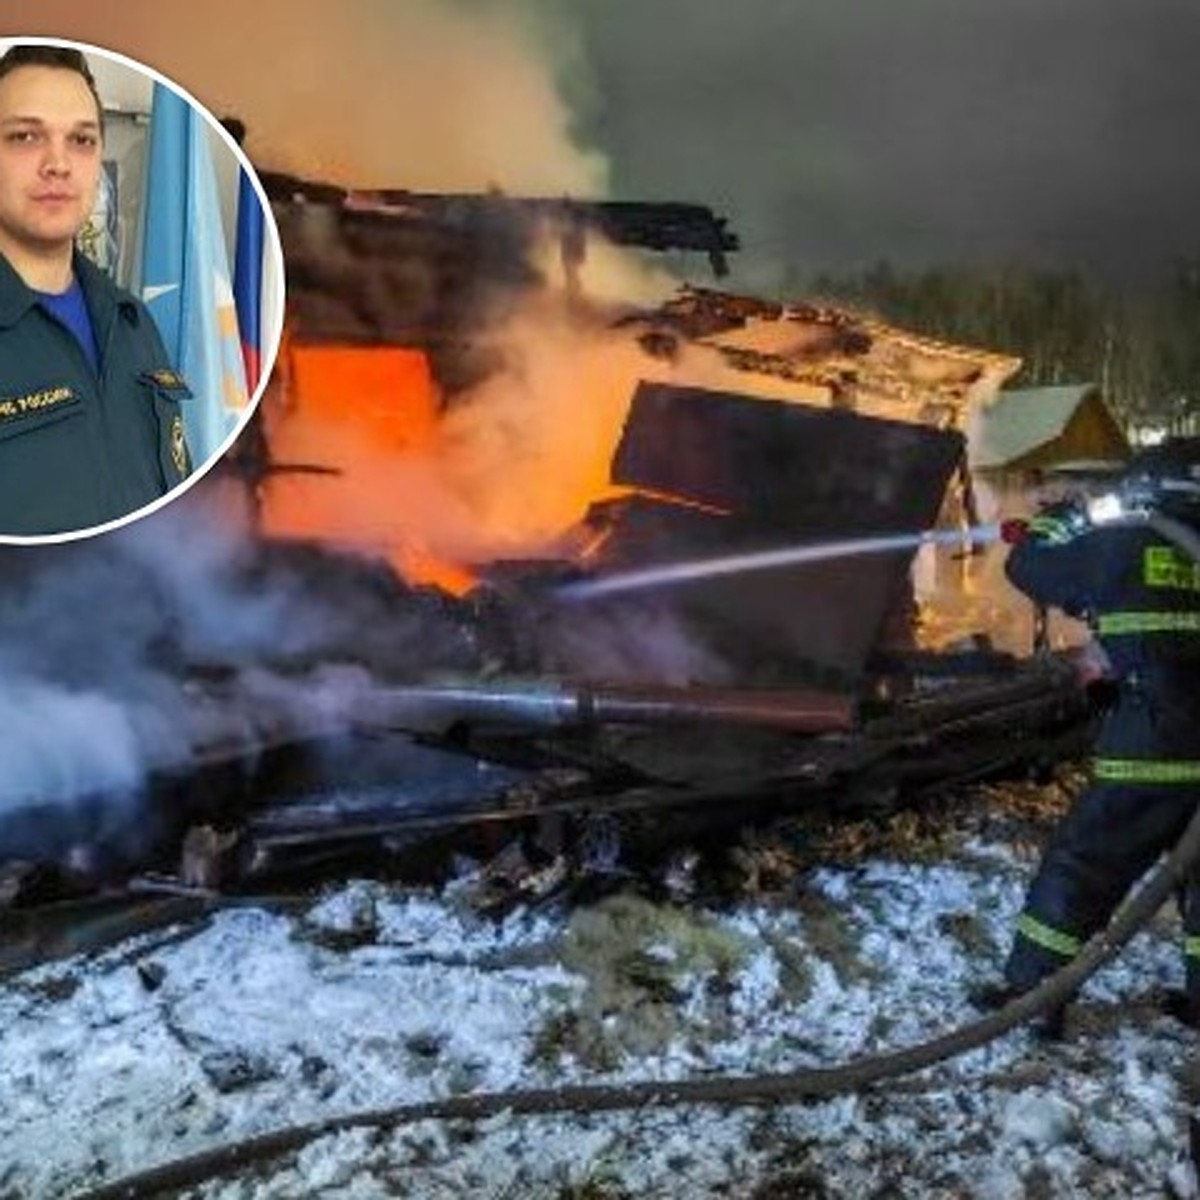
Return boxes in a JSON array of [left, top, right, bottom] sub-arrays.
[[170, 415, 191, 478]]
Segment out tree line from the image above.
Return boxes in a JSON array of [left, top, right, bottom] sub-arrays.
[[805, 261, 1200, 433]]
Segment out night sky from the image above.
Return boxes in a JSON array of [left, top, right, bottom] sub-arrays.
[[4, 0, 1198, 289], [567, 0, 1200, 288]]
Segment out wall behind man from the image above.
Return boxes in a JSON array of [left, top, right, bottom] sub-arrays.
[[86, 51, 242, 289], [0, 40, 242, 288]]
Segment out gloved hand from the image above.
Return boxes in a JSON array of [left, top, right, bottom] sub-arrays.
[[1000, 518, 1029, 544], [1025, 499, 1090, 544]]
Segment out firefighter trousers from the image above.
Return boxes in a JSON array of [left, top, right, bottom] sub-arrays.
[[1004, 780, 1200, 998]]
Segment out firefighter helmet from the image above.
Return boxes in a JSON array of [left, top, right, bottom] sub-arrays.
[[1123, 437, 1200, 512]]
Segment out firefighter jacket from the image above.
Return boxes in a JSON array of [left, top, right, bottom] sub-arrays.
[[1005, 504, 1200, 783], [0, 250, 193, 537]]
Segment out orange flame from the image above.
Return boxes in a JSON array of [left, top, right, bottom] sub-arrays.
[[260, 342, 478, 594]]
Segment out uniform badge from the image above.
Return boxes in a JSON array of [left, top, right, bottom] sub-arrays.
[[0, 385, 76, 425], [139, 370, 194, 399], [170, 415, 191, 477]]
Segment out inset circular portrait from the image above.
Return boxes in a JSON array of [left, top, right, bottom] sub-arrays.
[[0, 37, 283, 542]]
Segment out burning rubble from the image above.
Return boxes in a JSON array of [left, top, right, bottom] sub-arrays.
[[0, 173, 1095, 922], [5, 165, 1191, 1200], [0, 7, 1194, 1194], [258, 176, 1015, 595]]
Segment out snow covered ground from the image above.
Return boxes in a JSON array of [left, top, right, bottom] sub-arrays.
[[2, 787, 1199, 1199]]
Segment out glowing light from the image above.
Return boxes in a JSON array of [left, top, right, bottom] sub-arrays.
[[1086, 493, 1126, 525]]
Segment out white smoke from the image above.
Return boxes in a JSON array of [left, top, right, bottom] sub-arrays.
[[0, 487, 481, 864], [0, 680, 142, 814], [0, 2, 742, 863]]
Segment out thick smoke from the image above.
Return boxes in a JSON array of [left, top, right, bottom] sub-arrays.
[[0, 491, 488, 858], [0, 683, 142, 816], [0, 1, 750, 863], [15, 0, 608, 196]]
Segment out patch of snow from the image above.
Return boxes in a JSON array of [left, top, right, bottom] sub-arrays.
[[999, 1088, 1076, 1148], [2, 824, 1198, 1197]]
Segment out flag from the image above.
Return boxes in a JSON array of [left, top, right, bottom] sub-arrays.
[[233, 165, 264, 393], [137, 83, 248, 463]]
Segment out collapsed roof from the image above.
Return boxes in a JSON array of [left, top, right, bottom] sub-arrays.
[[623, 286, 1020, 429], [262, 170, 1020, 425], [255, 175, 1025, 685]]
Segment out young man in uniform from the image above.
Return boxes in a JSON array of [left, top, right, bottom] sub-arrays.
[[0, 43, 192, 537]]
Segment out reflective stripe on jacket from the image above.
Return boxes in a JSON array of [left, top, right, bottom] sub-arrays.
[[1005, 512, 1200, 763]]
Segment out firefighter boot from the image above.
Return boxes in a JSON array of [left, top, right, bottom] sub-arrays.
[[968, 982, 1022, 1012], [1161, 988, 1200, 1031], [968, 982, 1067, 1041]]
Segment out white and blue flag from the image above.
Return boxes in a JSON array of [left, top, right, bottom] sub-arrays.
[[137, 84, 247, 463]]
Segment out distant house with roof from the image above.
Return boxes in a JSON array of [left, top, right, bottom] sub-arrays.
[[970, 383, 1130, 483], [953, 384, 1131, 657]]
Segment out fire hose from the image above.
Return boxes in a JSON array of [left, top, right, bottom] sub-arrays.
[[72, 512, 1200, 1200]]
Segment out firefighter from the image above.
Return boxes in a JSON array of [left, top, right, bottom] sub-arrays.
[[0, 43, 192, 538], [976, 438, 1200, 1034]]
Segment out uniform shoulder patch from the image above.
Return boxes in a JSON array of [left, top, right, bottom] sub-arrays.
[[139, 369, 193, 396], [0, 384, 77, 424]]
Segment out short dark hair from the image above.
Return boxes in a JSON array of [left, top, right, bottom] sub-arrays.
[[0, 44, 105, 137]]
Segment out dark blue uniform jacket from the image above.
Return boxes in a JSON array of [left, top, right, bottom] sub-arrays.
[[1006, 509, 1200, 772], [0, 250, 192, 537]]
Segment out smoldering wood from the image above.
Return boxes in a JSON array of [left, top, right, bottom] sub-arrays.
[[167, 657, 1098, 886], [0, 177, 1059, 919], [0, 648, 1091, 909], [0, 415, 1079, 907], [265, 171, 739, 356]]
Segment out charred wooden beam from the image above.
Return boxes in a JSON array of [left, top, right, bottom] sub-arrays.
[[859, 655, 1083, 740], [260, 171, 740, 274], [1, 653, 1093, 904], [235, 657, 1092, 880]]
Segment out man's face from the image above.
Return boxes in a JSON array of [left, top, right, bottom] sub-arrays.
[[0, 65, 102, 261]]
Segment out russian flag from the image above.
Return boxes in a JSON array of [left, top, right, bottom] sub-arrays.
[[233, 166, 264, 393], [137, 83, 248, 464]]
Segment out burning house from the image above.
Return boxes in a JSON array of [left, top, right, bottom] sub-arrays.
[[254, 172, 1022, 676], [154, 178, 1091, 880], [0, 172, 1090, 905]]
